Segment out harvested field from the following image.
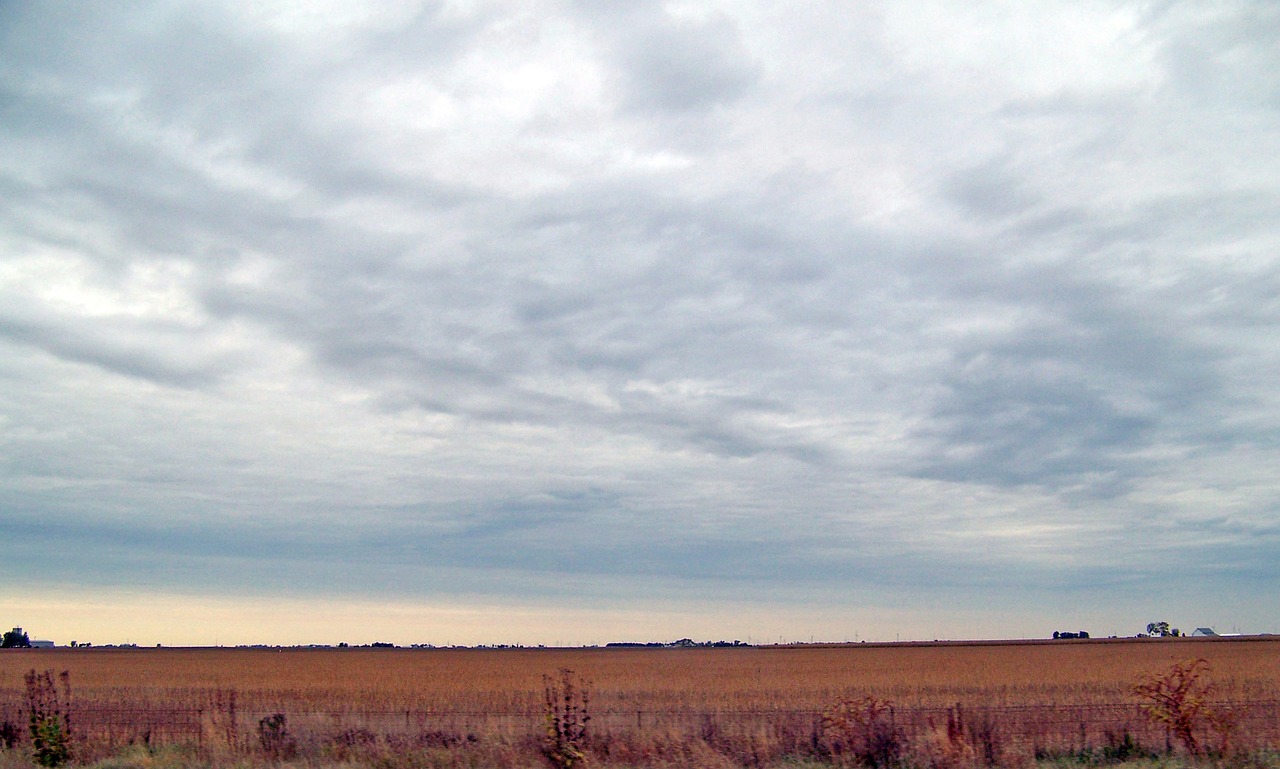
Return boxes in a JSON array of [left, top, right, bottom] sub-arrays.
[[1, 636, 1278, 766]]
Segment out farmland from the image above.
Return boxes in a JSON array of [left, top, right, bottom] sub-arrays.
[[2, 636, 1279, 768]]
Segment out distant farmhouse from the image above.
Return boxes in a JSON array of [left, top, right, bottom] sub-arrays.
[[3, 627, 54, 648], [3, 627, 31, 648]]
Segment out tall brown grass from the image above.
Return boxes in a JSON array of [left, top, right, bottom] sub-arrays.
[[1, 636, 1278, 767]]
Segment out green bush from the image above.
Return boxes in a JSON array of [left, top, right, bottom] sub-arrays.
[[31, 717, 70, 768]]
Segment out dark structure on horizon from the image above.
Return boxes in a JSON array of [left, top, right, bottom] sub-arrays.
[[606, 638, 749, 648], [2, 627, 32, 648]]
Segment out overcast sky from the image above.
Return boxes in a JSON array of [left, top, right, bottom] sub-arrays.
[[2, 1, 1278, 646]]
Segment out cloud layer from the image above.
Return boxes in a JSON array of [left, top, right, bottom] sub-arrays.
[[2, 1, 1279, 643]]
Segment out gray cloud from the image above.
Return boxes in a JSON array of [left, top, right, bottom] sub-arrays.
[[605, 9, 760, 113], [2, 0, 1279, 641]]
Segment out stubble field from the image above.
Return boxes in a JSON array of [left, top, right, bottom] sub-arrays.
[[2, 636, 1278, 768]]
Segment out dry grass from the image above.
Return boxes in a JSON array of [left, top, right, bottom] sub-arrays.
[[1, 636, 1278, 768], [4, 637, 1277, 711]]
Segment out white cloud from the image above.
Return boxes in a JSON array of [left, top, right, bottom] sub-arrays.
[[1, 0, 1278, 643]]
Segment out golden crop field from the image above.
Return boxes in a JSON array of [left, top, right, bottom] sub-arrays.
[[2, 637, 1279, 767], [4, 637, 1278, 711]]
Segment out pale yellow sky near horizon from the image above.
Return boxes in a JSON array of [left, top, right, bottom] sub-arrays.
[[1, 587, 1159, 647]]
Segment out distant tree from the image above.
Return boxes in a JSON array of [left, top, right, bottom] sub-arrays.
[[1, 629, 30, 648], [1146, 621, 1172, 637]]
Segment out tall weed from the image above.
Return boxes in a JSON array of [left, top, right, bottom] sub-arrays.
[[543, 669, 591, 769], [1133, 658, 1237, 757], [25, 670, 72, 768]]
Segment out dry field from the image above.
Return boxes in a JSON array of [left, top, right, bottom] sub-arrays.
[[2, 636, 1279, 767]]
